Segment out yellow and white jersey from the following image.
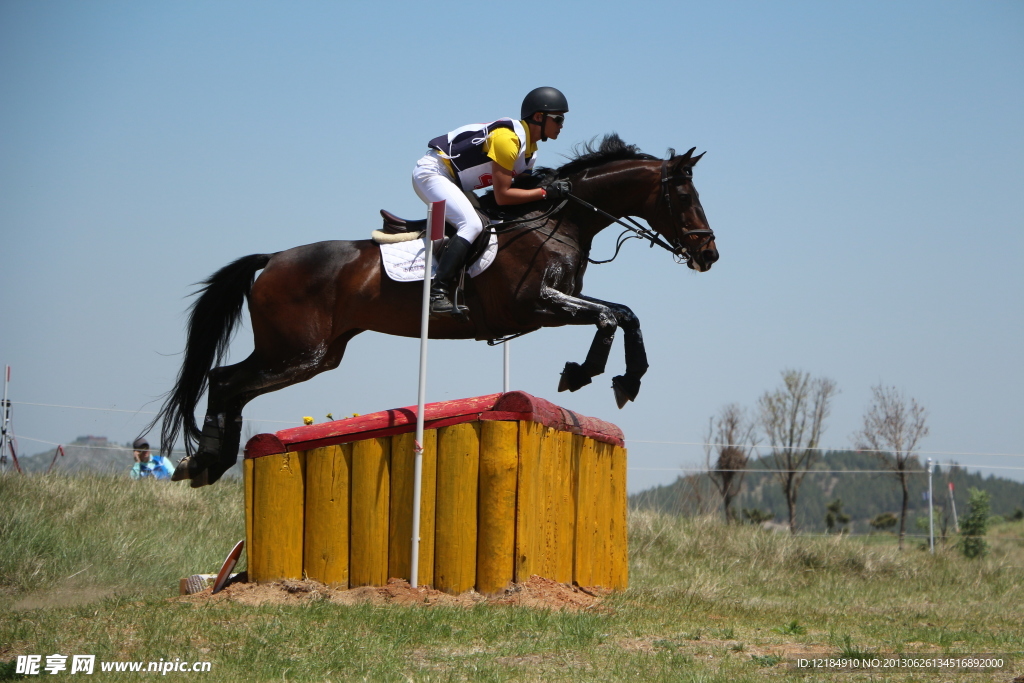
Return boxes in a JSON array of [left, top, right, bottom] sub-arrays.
[[427, 118, 537, 191]]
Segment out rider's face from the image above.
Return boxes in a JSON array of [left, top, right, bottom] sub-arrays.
[[544, 112, 564, 140]]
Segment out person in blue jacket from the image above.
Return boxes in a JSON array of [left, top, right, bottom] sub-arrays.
[[130, 437, 174, 480]]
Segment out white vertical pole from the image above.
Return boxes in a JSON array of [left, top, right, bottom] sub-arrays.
[[927, 457, 934, 554], [503, 342, 510, 393], [410, 200, 444, 588]]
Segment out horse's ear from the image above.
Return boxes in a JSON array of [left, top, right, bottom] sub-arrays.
[[671, 147, 704, 169], [671, 148, 704, 171]]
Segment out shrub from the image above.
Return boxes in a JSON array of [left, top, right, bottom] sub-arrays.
[[959, 488, 990, 559], [742, 508, 773, 524], [870, 512, 898, 531]]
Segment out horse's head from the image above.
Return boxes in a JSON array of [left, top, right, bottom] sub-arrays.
[[539, 134, 718, 271], [649, 148, 718, 272]]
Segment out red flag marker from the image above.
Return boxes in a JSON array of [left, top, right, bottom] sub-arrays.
[[430, 200, 446, 240]]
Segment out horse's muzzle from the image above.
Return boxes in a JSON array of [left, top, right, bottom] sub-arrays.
[[688, 246, 719, 272]]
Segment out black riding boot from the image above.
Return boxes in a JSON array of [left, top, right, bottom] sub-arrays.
[[430, 235, 472, 317]]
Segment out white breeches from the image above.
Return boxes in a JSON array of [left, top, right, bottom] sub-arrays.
[[412, 151, 484, 242]]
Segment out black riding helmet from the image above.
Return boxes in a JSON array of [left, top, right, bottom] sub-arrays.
[[521, 87, 568, 141]]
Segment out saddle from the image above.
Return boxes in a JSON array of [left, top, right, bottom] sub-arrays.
[[377, 209, 452, 238], [375, 209, 493, 265]]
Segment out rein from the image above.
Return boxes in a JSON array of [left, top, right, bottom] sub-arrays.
[[567, 194, 678, 264], [483, 159, 714, 265], [570, 160, 714, 265], [487, 199, 569, 234]]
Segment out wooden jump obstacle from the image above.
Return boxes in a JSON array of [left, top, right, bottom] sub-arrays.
[[243, 391, 628, 594]]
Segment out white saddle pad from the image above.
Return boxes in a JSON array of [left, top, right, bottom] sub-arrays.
[[380, 231, 498, 282]]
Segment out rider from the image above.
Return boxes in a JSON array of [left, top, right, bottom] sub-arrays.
[[413, 87, 572, 316]]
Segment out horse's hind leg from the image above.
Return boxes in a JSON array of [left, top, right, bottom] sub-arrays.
[[173, 354, 263, 487], [180, 330, 363, 487]]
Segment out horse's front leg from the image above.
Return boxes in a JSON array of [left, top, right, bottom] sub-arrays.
[[558, 322, 615, 393], [580, 294, 648, 408], [539, 287, 649, 408]]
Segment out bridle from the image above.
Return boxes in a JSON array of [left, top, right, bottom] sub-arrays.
[[569, 159, 715, 265], [658, 160, 716, 260]]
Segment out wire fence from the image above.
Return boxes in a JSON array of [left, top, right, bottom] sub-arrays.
[[10, 401, 298, 425], [5, 399, 1024, 476], [7, 398, 1021, 543]]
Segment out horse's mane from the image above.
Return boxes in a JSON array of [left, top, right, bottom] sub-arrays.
[[539, 133, 661, 181], [479, 133, 663, 214]]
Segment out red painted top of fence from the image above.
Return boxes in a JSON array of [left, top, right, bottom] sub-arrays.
[[244, 391, 624, 459]]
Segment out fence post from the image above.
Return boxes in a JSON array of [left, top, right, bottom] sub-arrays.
[[927, 457, 934, 554]]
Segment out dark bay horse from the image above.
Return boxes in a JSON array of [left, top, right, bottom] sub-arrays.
[[152, 134, 716, 487]]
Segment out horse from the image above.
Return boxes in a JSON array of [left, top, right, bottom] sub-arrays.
[[151, 134, 717, 487]]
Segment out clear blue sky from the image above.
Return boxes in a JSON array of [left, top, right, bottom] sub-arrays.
[[1, 1, 1021, 492]]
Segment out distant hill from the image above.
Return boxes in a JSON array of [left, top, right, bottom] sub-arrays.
[[15, 436, 242, 479], [17, 436, 133, 476], [630, 450, 1024, 533]]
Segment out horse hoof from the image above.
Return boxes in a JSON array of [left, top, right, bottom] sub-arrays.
[[611, 375, 641, 409], [612, 385, 628, 409], [558, 362, 593, 393], [172, 454, 214, 487], [204, 460, 234, 486], [189, 467, 210, 488], [171, 456, 194, 481]]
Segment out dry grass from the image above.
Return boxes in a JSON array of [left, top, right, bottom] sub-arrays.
[[0, 472, 244, 598], [1, 475, 1022, 681]]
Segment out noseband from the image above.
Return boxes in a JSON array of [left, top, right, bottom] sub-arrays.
[[567, 160, 715, 265]]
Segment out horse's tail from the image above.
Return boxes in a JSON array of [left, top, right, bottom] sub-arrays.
[[145, 253, 273, 460]]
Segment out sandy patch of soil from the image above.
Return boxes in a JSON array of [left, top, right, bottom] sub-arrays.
[[176, 573, 605, 611], [11, 586, 118, 611]]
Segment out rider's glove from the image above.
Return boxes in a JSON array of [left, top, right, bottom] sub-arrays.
[[543, 180, 572, 201]]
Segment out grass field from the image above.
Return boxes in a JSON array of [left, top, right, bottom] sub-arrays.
[[2, 473, 1022, 681]]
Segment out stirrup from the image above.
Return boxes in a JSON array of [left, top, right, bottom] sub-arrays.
[[429, 292, 468, 318]]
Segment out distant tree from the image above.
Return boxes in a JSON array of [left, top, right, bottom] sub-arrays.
[[853, 385, 929, 551], [936, 502, 951, 542], [825, 498, 851, 534], [959, 488, 990, 559], [704, 404, 759, 523], [758, 370, 839, 534], [870, 512, 898, 531], [915, 507, 945, 545], [676, 471, 718, 517]]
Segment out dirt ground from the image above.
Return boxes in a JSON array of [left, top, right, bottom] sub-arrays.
[[176, 573, 608, 611]]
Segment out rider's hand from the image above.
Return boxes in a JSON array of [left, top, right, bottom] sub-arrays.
[[543, 179, 572, 201]]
